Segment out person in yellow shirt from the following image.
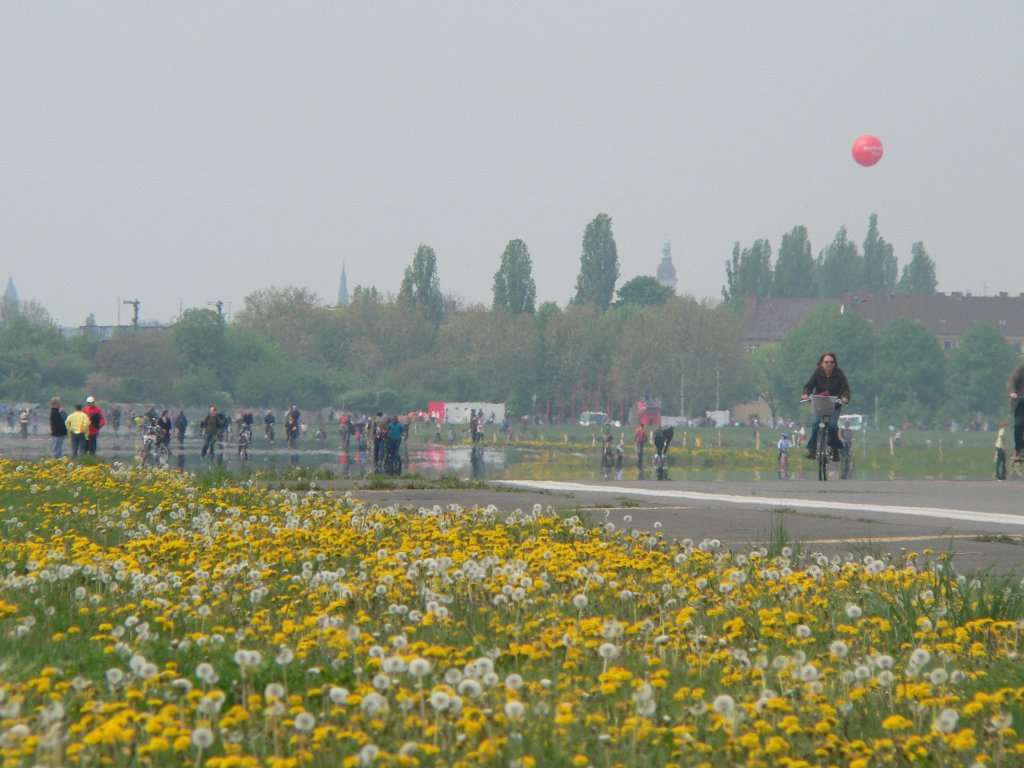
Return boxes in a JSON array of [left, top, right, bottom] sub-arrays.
[[65, 403, 92, 459], [995, 422, 1009, 481]]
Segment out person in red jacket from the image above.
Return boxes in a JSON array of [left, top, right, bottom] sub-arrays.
[[83, 396, 106, 455]]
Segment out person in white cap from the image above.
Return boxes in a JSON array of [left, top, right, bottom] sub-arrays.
[[83, 396, 105, 454]]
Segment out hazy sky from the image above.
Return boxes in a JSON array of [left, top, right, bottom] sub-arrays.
[[3, 2, 1023, 327]]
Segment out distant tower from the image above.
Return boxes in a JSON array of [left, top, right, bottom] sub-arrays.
[[656, 241, 677, 291], [338, 263, 350, 307], [4, 275, 18, 303]]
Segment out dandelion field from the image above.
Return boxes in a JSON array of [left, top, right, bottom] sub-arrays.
[[2, 461, 1024, 767]]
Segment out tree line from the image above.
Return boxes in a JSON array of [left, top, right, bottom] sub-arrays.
[[723, 214, 939, 308], [0, 212, 1013, 427], [754, 304, 1017, 429]]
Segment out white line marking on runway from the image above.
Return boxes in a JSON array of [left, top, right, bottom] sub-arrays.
[[498, 480, 1024, 528]]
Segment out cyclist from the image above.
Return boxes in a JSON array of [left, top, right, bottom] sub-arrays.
[[263, 409, 276, 441], [156, 410, 173, 448], [801, 352, 851, 461], [1008, 358, 1024, 461], [777, 432, 793, 456]]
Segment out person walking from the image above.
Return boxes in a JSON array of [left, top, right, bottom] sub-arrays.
[[83, 396, 105, 454], [174, 410, 188, 447], [995, 422, 1008, 480], [200, 406, 220, 459], [49, 397, 68, 458], [65, 403, 91, 459], [633, 423, 647, 470]]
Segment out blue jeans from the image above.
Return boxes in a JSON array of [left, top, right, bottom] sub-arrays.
[[52, 435, 65, 459], [70, 433, 86, 458]]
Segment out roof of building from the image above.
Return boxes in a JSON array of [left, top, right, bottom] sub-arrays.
[[743, 291, 1024, 345], [742, 296, 841, 343], [851, 291, 1024, 336]]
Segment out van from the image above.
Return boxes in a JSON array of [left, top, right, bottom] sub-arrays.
[[579, 411, 608, 426], [838, 414, 866, 431]]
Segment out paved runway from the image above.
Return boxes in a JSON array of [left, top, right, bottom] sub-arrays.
[[345, 478, 1024, 573], [498, 478, 1024, 573]]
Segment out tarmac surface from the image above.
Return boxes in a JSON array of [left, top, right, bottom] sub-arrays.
[[333, 477, 1024, 573]]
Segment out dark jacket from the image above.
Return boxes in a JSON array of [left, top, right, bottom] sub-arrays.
[[1008, 360, 1024, 399], [802, 368, 851, 401], [50, 406, 68, 437]]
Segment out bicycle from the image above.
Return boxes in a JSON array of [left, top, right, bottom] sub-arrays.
[[653, 451, 668, 480], [264, 421, 275, 442], [803, 395, 843, 482], [600, 442, 615, 480], [237, 424, 252, 460], [839, 434, 854, 479], [778, 449, 790, 480], [139, 425, 170, 468]]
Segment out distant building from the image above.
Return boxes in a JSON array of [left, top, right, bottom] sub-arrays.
[[743, 291, 1024, 352], [338, 264, 350, 307], [656, 242, 677, 292], [4, 276, 17, 303], [61, 324, 170, 341]]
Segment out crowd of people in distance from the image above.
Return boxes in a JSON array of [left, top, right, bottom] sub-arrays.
[[23, 351, 1024, 483]]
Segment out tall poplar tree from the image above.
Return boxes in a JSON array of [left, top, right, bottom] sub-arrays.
[[772, 225, 816, 297], [722, 238, 773, 309], [572, 213, 620, 310], [399, 244, 444, 323], [898, 242, 938, 295], [492, 239, 537, 314], [863, 214, 898, 294], [816, 227, 864, 297]]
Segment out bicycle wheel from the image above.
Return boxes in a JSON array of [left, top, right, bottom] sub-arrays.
[[817, 429, 829, 481], [156, 444, 170, 467]]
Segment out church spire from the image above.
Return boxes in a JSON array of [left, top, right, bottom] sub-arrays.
[[338, 263, 350, 307], [4, 275, 18, 303]]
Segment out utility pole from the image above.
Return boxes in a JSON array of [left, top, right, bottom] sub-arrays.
[[209, 300, 224, 318], [680, 359, 685, 419], [716, 368, 721, 411], [122, 299, 140, 328]]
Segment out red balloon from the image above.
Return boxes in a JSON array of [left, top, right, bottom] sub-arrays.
[[851, 135, 883, 167]]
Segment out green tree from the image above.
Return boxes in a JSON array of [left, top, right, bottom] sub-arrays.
[[172, 309, 227, 377], [862, 214, 898, 294], [614, 276, 674, 309], [946, 322, 1016, 422], [544, 304, 618, 418], [816, 227, 864, 298], [92, 332, 186, 403], [235, 286, 334, 367], [611, 297, 753, 417], [723, 238, 773, 309], [0, 300, 77, 400], [874, 317, 946, 426], [492, 239, 537, 315], [399, 244, 444, 324], [898, 242, 938, 295], [572, 213, 619, 310], [751, 343, 786, 426], [772, 226, 816, 298]]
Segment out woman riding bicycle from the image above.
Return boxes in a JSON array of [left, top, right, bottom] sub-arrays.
[[801, 352, 850, 461]]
